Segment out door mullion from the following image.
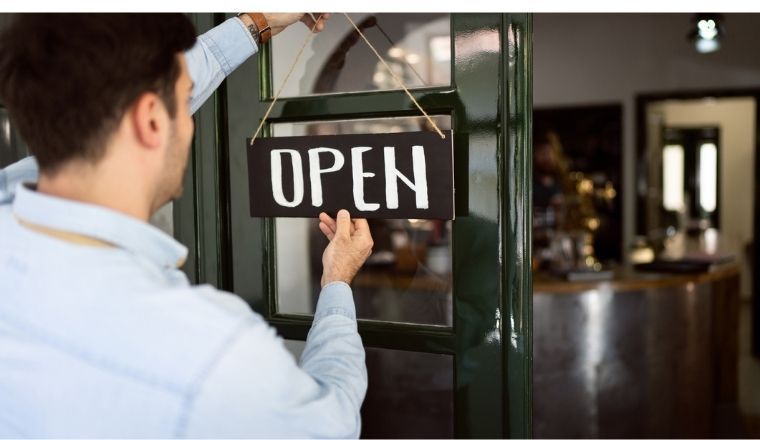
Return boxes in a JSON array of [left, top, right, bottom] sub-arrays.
[[502, 13, 533, 439], [451, 13, 506, 439]]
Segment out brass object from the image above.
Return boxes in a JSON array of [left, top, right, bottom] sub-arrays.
[[533, 131, 617, 271]]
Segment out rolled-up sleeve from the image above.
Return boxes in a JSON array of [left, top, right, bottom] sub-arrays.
[[185, 17, 258, 114]]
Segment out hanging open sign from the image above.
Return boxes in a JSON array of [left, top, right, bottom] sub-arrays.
[[247, 130, 454, 219]]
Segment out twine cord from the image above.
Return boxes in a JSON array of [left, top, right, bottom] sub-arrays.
[[250, 14, 324, 146], [342, 13, 445, 139], [250, 13, 445, 146]]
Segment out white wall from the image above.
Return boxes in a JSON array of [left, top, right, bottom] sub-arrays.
[[534, 13, 760, 256], [651, 98, 755, 252]]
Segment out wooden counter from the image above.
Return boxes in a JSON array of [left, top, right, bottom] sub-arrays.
[[533, 264, 740, 438]]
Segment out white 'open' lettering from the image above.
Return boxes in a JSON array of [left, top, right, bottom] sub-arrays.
[[308, 147, 344, 207], [271, 149, 304, 207], [351, 146, 380, 211], [384, 145, 428, 209]]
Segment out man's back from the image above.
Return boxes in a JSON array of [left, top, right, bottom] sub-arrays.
[[0, 185, 367, 437]]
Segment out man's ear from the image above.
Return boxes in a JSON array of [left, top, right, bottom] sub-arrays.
[[131, 92, 168, 151]]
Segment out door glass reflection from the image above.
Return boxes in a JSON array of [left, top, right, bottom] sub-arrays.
[[272, 116, 453, 326], [271, 13, 451, 98], [361, 347, 453, 438]]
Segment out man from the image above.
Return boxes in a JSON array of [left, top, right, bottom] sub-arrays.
[[0, 13, 373, 438]]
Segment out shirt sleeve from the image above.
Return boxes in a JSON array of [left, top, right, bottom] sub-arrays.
[[185, 17, 258, 114], [0, 156, 39, 205], [182, 282, 367, 438]]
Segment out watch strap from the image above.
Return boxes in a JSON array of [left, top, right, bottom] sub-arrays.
[[249, 13, 271, 45]]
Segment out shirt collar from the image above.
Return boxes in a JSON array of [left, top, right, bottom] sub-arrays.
[[12, 183, 188, 269]]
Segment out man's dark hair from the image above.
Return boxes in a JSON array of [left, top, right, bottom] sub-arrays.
[[0, 14, 196, 173]]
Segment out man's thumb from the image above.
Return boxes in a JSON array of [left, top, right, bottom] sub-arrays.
[[335, 209, 351, 239]]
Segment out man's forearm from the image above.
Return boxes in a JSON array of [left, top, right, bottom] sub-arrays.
[[186, 17, 258, 114], [299, 282, 368, 438]]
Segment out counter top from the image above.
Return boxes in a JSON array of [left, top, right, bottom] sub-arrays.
[[533, 263, 740, 294]]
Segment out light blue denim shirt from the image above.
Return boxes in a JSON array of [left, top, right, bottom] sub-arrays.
[[0, 18, 367, 438]]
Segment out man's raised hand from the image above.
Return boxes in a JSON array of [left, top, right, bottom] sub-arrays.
[[260, 13, 332, 37], [318, 209, 373, 287]]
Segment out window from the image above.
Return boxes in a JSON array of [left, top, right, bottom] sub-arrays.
[[271, 13, 451, 97], [272, 115, 453, 326]]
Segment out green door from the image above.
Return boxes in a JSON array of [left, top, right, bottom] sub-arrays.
[[179, 12, 532, 438]]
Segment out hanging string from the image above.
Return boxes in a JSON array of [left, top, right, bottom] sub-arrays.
[[250, 13, 446, 146], [343, 13, 445, 139], [249, 14, 324, 146]]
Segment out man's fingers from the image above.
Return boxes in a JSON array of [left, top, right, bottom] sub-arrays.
[[312, 13, 329, 32], [301, 13, 328, 32], [319, 212, 337, 233], [353, 218, 371, 239], [335, 209, 351, 240], [319, 222, 335, 241], [300, 14, 316, 29], [320, 211, 368, 243]]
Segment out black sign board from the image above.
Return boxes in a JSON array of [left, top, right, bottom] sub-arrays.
[[247, 130, 454, 219]]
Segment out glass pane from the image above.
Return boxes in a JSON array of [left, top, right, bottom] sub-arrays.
[[361, 347, 453, 438], [284, 340, 454, 439], [272, 116, 453, 326], [271, 13, 451, 97]]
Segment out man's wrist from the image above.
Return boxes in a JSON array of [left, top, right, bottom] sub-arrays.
[[321, 274, 352, 288], [237, 13, 271, 45], [322, 280, 350, 289], [315, 281, 356, 321], [236, 13, 261, 46]]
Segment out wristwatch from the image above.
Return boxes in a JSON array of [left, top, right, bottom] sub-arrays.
[[237, 13, 272, 45]]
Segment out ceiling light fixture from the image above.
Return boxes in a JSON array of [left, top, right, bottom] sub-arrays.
[[688, 13, 724, 54]]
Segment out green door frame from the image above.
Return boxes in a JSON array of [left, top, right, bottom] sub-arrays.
[[175, 13, 236, 289], [176, 12, 532, 438]]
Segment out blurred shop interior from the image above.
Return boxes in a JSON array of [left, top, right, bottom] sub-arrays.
[[532, 13, 760, 438]]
